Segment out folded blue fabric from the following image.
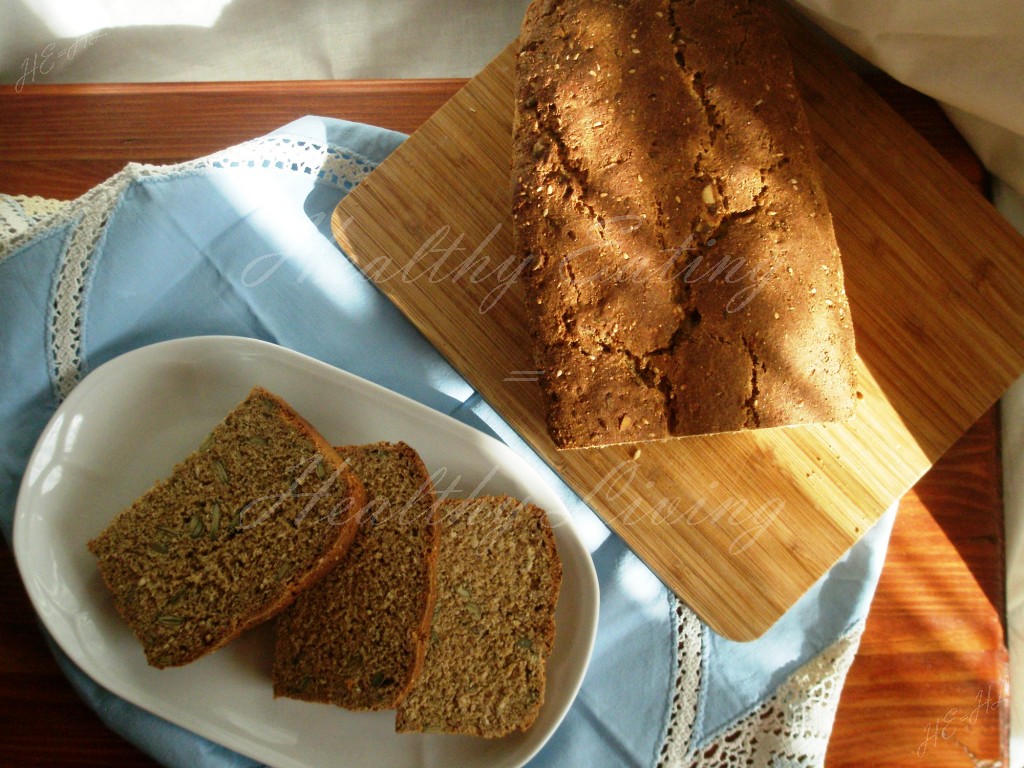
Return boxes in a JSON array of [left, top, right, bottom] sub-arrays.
[[0, 116, 892, 767]]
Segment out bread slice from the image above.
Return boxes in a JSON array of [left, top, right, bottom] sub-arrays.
[[513, 0, 857, 447], [87, 386, 365, 668], [396, 496, 562, 737], [273, 441, 440, 710]]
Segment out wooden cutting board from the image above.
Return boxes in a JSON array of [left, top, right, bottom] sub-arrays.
[[333, 5, 1024, 641]]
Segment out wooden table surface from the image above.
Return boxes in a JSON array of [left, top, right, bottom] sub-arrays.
[[0, 74, 1008, 767]]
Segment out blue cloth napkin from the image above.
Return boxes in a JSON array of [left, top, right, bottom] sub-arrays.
[[0, 117, 893, 767]]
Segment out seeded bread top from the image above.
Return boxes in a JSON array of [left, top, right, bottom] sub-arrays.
[[87, 387, 365, 668], [273, 441, 440, 710], [513, 0, 857, 448], [396, 496, 562, 737]]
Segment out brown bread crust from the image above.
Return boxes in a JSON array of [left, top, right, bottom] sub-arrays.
[[513, 0, 857, 448]]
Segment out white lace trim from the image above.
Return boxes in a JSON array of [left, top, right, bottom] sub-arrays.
[[0, 197, 29, 240], [202, 136, 377, 189], [0, 194, 68, 238], [50, 175, 133, 398], [0, 135, 376, 401], [659, 623, 864, 767], [658, 599, 704, 766]]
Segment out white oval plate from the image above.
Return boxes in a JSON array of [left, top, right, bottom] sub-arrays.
[[14, 336, 598, 768]]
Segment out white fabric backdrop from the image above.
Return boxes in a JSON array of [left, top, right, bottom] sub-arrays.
[[2, 0, 1022, 193], [2, 0, 1023, 764]]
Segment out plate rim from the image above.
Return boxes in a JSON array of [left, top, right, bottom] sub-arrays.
[[13, 335, 600, 768]]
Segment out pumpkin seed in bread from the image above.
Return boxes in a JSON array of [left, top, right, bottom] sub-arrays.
[[396, 496, 562, 737], [273, 441, 440, 709], [87, 386, 365, 668]]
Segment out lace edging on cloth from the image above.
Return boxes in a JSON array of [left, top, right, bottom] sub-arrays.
[[0, 135, 377, 401], [658, 616, 864, 768], [0, 194, 69, 238], [657, 598, 704, 766]]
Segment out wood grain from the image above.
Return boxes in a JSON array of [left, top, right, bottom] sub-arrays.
[[830, 408, 1007, 767], [0, 64, 1005, 767], [331, 5, 1024, 640], [0, 80, 463, 197], [0, 546, 158, 767], [830, 73, 1007, 768]]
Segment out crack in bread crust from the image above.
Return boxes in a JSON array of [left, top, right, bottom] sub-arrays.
[[513, 0, 857, 447]]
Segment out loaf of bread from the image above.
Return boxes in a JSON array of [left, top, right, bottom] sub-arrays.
[[513, 0, 857, 448], [396, 496, 562, 737], [87, 387, 366, 668], [273, 441, 440, 710]]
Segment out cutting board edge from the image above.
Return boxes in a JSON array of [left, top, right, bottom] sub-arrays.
[[329, 14, 1024, 640]]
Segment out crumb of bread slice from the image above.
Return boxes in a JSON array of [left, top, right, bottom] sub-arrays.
[[396, 496, 562, 737], [273, 441, 440, 710], [87, 386, 365, 669]]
